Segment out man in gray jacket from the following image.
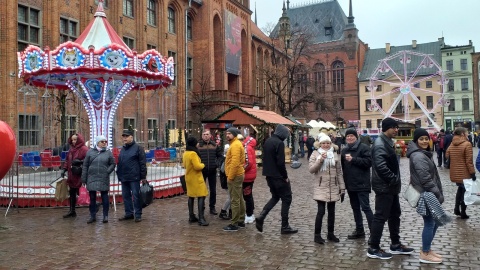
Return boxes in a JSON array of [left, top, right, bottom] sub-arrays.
[[367, 118, 414, 260]]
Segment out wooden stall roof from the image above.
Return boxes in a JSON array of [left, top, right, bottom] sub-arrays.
[[214, 106, 296, 126]]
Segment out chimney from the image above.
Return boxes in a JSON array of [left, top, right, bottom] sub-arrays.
[[412, 40, 417, 49], [386, 43, 390, 54]]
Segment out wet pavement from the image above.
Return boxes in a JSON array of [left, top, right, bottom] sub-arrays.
[[1, 147, 480, 269]]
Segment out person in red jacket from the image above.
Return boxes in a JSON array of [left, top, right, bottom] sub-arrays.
[[61, 133, 89, 218], [243, 134, 257, 224]]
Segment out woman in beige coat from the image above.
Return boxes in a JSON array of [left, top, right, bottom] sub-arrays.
[[309, 133, 345, 244]]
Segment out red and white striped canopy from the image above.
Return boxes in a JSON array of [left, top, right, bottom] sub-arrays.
[[75, 0, 131, 53]]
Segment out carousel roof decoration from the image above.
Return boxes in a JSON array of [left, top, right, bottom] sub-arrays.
[[17, 0, 174, 147]]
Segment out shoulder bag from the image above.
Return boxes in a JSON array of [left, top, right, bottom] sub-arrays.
[[403, 182, 421, 208]]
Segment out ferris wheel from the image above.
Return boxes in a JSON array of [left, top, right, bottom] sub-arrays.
[[367, 50, 448, 130]]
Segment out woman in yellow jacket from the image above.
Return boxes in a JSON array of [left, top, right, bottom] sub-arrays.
[[183, 136, 209, 226]]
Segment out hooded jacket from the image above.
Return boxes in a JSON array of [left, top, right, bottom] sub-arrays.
[[445, 135, 475, 183], [182, 150, 208, 197], [82, 147, 116, 192], [371, 133, 401, 194], [340, 139, 372, 192], [225, 137, 245, 180], [243, 136, 257, 182], [262, 125, 289, 179], [406, 141, 444, 203], [63, 133, 89, 188]]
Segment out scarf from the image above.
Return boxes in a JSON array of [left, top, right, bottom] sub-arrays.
[[416, 192, 452, 226], [318, 147, 335, 171]]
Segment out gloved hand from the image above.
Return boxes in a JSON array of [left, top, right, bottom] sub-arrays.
[[340, 193, 345, 203], [471, 173, 476, 181], [60, 169, 66, 178]]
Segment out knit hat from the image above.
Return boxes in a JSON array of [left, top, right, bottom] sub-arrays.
[[186, 136, 198, 147], [345, 128, 358, 139], [381, 118, 399, 132], [413, 128, 429, 143], [317, 133, 331, 143], [95, 135, 107, 145], [226, 127, 241, 137], [274, 124, 290, 140]]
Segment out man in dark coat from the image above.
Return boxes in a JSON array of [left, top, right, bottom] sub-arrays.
[[443, 130, 453, 168], [117, 130, 147, 222], [198, 129, 223, 215], [306, 135, 315, 159], [435, 129, 446, 167], [255, 124, 298, 234], [340, 128, 373, 240], [367, 118, 414, 260]]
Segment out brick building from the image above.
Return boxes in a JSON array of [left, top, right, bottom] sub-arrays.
[[274, 0, 368, 127], [1, 0, 279, 150]]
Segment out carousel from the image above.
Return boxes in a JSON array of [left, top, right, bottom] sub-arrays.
[[3, 0, 184, 210]]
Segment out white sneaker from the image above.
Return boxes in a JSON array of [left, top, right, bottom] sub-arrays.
[[245, 215, 255, 224]]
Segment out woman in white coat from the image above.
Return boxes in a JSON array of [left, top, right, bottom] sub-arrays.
[[309, 133, 345, 244]]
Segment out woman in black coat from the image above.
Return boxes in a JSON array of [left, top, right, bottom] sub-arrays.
[[406, 128, 445, 264], [81, 135, 116, 224]]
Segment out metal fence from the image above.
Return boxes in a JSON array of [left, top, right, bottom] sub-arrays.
[[1, 158, 185, 216]]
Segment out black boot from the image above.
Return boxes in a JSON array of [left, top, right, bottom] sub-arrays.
[[197, 197, 209, 226], [314, 234, 325, 244], [255, 210, 267, 233], [281, 225, 298, 234], [326, 203, 337, 241], [454, 189, 462, 216], [327, 232, 340, 242], [188, 197, 198, 223], [347, 229, 365, 239], [219, 209, 229, 220], [460, 202, 469, 219], [63, 196, 77, 218]]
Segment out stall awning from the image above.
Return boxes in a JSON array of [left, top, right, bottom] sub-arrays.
[[214, 106, 296, 126]]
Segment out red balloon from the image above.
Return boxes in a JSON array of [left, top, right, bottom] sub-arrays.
[[0, 121, 16, 181]]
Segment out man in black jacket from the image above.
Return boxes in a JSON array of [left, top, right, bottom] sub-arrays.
[[117, 130, 147, 222], [340, 128, 373, 240], [255, 124, 297, 234], [198, 129, 223, 215], [306, 135, 315, 159], [367, 118, 414, 260]]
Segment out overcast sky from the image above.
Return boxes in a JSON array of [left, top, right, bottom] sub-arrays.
[[253, 0, 478, 49]]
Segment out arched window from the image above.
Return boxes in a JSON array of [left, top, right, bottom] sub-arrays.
[[313, 63, 325, 94], [168, 7, 176, 34], [331, 60, 344, 92], [296, 65, 308, 95], [187, 15, 192, 40], [147, 0, 157, 26]]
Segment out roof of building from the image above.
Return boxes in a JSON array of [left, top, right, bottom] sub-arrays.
[[215, 106, 297, 126], [272, 0, 348, 44], [251, 22, 271, 45], [358, 40, 443, 81]]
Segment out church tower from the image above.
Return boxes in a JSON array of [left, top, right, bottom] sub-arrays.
[[278, 0, 291, 49]]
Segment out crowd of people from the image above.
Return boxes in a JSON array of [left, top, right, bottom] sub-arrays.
[[61, 119, 478, 265]]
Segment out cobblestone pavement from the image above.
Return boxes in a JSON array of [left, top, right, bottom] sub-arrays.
[[1, 148, 480, 269]]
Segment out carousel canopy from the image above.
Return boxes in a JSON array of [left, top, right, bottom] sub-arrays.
[[16, 0, 174, 147], [17, 0, 174, 90]]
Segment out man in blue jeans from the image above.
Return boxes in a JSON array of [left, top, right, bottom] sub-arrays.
[[117, 130, 147, 222], [368, 118, 414, 260], [340, 128, 373, 239]]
